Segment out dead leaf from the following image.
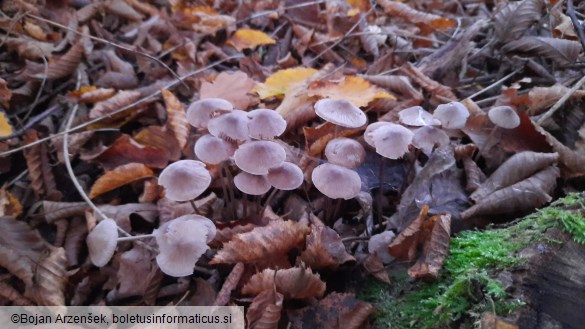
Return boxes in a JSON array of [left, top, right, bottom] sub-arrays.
[[298, 225, 355, 270], [494, 0, 543, 43], [214, 262, 244, 306], [527, 84, 585, 115], [253, 67, 318, 99], [0, 110, 13, 138], [227, 29, 276, 51], [32, 41, 84, 80], [162, 89, 189, 150], [172, 6, 235, 34], [401, 62, 457, 101], [210, 220, 310, 264], [29, 247, 67, 306], [247, 288, 283, 329], [307, 76, 394, 107], [0, 188, 23, 217], [388, 205, 429, 261], [362, 254, 391, 284], [23, 130, 62, 201], [89, 90, 142, 119], [378, 0, 456, 30], [0, 78, 12, 108], [200, 71, 257, 109], [242, 264, 326, 299], [89, 163, 154, 199], [502, 37, 581, 65], [116, 246, 154, 298], [408, 214, 451, 280]]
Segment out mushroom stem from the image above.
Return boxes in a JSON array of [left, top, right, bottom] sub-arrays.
[[331, 198, 342, 223], [260, 187, 279, 218], [377, 157, 385, 224], [116, 233, 155, 243], [189, 200, 200, 214], [220, 162, 237, 220]]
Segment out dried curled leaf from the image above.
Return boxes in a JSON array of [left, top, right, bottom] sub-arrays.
[[89, 90, 142, 119], [401, 62, 457, 101], [470, 151, 559, 202], [162, 89, 188, 150], [200, 71, 257, 109], [247, 288, 284, 329], [42, 201, 87, 224], [388, 206, 428, 261], [89, 163, 154, 199], [378, 0, 456, 30], [32, 41, 84, 80], [502, 37, 581, 65], [210, 220, 310, 264], [298, 225, 355, 270], [242, 265, 326, 299], [408, 214, 451, 280], [67, 86, 116, 104], [527, 84, 585, 115], [359, 74, 423, 101], [23, 130, 62, 201], [307, 76, 394, 107], [28, 247, 67, 306], [494, 0, 544, 43], [462, 166, 559, 219], [227, 29, 276, 51]]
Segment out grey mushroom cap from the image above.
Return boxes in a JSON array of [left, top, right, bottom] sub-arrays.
[[324, 137, 366, 168], [158, 160, 212, 202], [267, 162, 304, 190], [312, 163, 361, 200], [194, 134, 236, 164], [368, 123, 414, 159], [234, 140, 286, 175], [398, 106, 440, 127], [234, 172, 271, 195], [314, 99, 367, 128], [153, 214, 216, 277], [488, 106, 520, 129], [208, 109, 250, 142], [412, 126, 450, 155], [433, 102, 469, 129], [87, 218, 118, 267], [186, 98, 233, 129], [364, 121, 393, 147], [247, 109, 287, 140]]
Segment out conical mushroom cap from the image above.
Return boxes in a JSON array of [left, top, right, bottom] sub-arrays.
[[194, 134, 236, 164], [87, 218, 118, 267], [398, 106, 440, 126], [433, 102, 469, 129], [314, 99, 367, 128], [312, 163, 361, 200], [488, 106, 520, 129], [324, 137, 366, 168], [234, 172, 271, 195], [267, 162, 303, 190], [158, 160, 211, 202], [153, 214, 216, 277], [247, 109, 287, 140], [186, 98, 233, 129], [234, 140, 286, 175]]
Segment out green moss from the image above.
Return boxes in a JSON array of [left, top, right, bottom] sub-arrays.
[[361, 193, 585, 329]]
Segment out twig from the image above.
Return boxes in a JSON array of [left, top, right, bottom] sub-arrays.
[[0, 104, 61, 142], [536, 74, 585, 125], [22, 53, 48, 122], [25, 13, 189, 90], [465, 68, 522, 101], [233, 0, 327, 26], [0, 54, 244, 158], [567, 0, 585, 52]]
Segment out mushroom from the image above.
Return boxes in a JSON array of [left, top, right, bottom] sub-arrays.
[[247, 109, 287, 140], [186, 98, 233, 129], [207, 109, 250, 142], [158, 160, 211, 202], [433, 102, 469, 129], [267, 162, 304, 191], [194, 134, 236, 165], [398, 106, 440, 127], [86, 218, 118, 267], [314, 99, 367, 128], [412, 126, 450, 155], [324, 137, 366, 168], [365, 122, 414, 159], [153, 214, 216, 277], [234, 172, 271, 195], [312, 163, 362, 222], [234, 140, 286, 175], [488, 106, 520, 129]]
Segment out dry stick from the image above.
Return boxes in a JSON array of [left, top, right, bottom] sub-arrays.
[[568, 0, 585, 53], [232, 0, 328, 26], [0, 55, 244, 158], [465, 68, 522, 101], [26, 13, 188, 90], [23, 53, 48, 122], [536, 75, 585, 125], [0, 104, 61, 142]]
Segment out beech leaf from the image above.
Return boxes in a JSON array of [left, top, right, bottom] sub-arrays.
[[242, 265, 326, 299], [494, 0, 544, 43], [502, 37, 581, 65], [89, 163, 153, 199], [227, 29, 276, 51]]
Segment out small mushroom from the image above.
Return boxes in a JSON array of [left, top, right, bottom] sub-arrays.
[[412, 126, 450, 155], [488, 106, 520, 129], [324, 137, 366, 168], [398, 106, 440, 126], [267, 162, 304, 190], [314, 99, 367, 128], [186, 98, 233, 129], [194, 134, 236, 164], [234, 172, 271, 195], [86, 218, 118, 267], [312, 163, 361, 200], [208, 109, 250, 142], [366, 123, 414, 159], [234, 140, 286, 175], [153, 214, 216, 277], [247, 109, 287, 140], [158, 160, 212, 202], [433, 102, 469, 129]]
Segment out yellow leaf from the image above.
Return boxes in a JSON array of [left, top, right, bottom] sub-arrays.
[[161, 89, 188, 149], [0, 111, 13, 138], [307, 76, 395, 107], [347, 0, 370, 12], [227, 29, 276, 51], [253, 67, 318, 99], [89, 163, 153, 199], [0, 188, 23, 217]]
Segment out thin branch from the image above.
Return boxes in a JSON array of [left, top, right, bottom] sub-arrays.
[[567, 0, 585, 52], [0, 104, 61, 142], [465, 68, 522, 101], [0, 54, 244, 157], [26, 13, 189, 90], [536, 74, 585, 125]]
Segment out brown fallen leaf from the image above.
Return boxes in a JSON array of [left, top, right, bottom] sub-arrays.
[[408, 214, 451, 280], [502, 37, 581, 65], [494, 0, 543, 44], [378, 0, 456, 30], [388, 205, 429, 261], [89, 163, 154, 199], [31, 41, 84, 80], [29, 247, 67, 306], [0, 188, 23, 218], [401, 62, 457, 102], [200, 71, 257, 109], [246, 287, 283, 329], [242, 264, 326, 299], [214, 262, 244, 306], [298, 225, 355, 270], [23, 130, 63, 201], [307, 76, 394, 107], [89, 90, 142, 119], [362, 254, 391, 284], [162, 89, 189, 150], [210, 220, 310, 264]]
